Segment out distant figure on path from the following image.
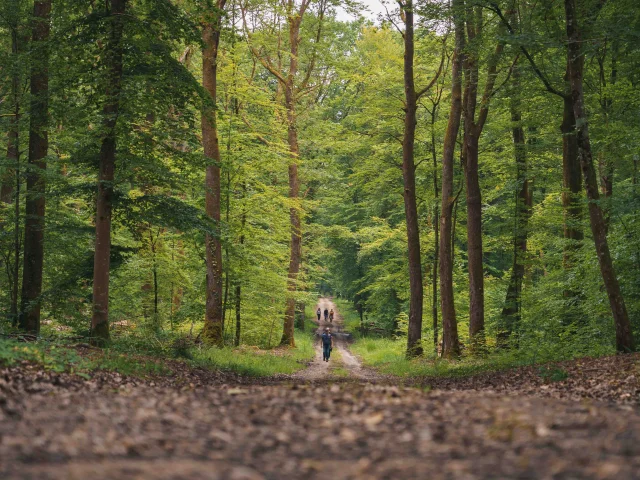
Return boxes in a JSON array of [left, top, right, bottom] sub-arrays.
[[329, 309, 334, 322], [321, 327, 333, 362], [324, 308, 329, 321], [316, 307, 321, 321]]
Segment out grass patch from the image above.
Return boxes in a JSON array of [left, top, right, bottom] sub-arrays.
[[350, 338, 616, 382], [1, 319, 316, 379], [538, 366, 569, 382], [333, 298, 362, 336], [327, 348, 349, 377], [0, 337, 171, 376], [350, 336, 612, 378], [350, 337, 519, 377], [190, 329, 315, 377], [337, 298, 615, 379]]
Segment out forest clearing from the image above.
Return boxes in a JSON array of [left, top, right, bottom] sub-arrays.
[[2, 0, 640, 477]]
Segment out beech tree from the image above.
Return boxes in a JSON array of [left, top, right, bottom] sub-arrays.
[[201, 0, 227, 346], [91, 0, 127, 343], [460, 4, 505, 348], [440, 0, 464, 358], [564, 0, 634, 352], [396, 0, 443, 357], [0, 0, 638, 362], [20, 0, 51, 334], [242, 0, 328, 347]]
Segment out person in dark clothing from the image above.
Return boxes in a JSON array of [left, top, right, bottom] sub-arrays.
[[316, 307, 321, 321], [321, 327, 333, 362], [323, 308, 329, 321]]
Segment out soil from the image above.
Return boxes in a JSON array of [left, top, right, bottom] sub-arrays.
[[2, 298, 640, 479], [292, 298, 382, 382]]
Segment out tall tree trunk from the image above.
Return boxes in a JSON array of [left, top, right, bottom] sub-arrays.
[[280, 16, 302, 348], [1, 123, 18, 204], [440, 0, 464, 359], [234, 282, 241, 346], [561, 92, 583, 264], [463, 132, 484, 345], [235, 182, 246, 347], [400, 0, 424, 358], [564, 0, 634, 352], [201, 0, 227, 346], [90, 0, 127, 344], [431, 115, 439, 354], [1, 2, 20, 205], [20, 0, 51, 334], [11, 156, 21, 327], [461, 8, 503, 348], [499, 63, 531, 345], [5, 15, 21, 326], [597, 41, 616, 233]]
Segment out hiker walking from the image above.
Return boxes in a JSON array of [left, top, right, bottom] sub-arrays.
[[321, 327, 333, 362], [316, 307, 321, 322], [329, 309, 334, 322], [323, 308, 329, 321]]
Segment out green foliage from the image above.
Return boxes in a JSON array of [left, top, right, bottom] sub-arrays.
[[0, 337, 170, 376], [538, 366, 569, 383], [1, 0, 639, 371], [190, 329, 315, 376]]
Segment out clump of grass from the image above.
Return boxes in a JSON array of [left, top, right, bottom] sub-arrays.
[[1, 324, 317, 379], [190, 330, 315, 377], [351, 335, 606, 379], [333, 298, 362, 336], [327, 348, 349, 377], [538, 366, 569, 382], [0, 337, 171, 377]]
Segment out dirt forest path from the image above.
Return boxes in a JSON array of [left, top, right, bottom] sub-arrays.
[[292, 297, 381, 382], [3, 322, 640, 478]]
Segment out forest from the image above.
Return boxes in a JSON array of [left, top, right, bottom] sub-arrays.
[[2, 0, 640, 478], [2, 0, 639, 362]]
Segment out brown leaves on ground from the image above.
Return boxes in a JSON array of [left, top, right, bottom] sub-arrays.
[[1, 353, 640, 479], [414, 353, 640, 405]]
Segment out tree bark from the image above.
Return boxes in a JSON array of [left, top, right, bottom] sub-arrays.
[[461, 8, 503, 348], [561, 91, 583, 264], [1, 123, 18, 204], [20, 0, 51, 334], [235, 183, 246, 347], [280, 15, 303, 348], [4, 14, 22, 326], [499, 62, 531, 345], [1, 3, 20, 205], [90, 0, 127, 344], [564, 0, 634, 352], [440, 0, 464, 359], [400, 0, 424, 358], [431, 114, 439, 354], [201, 0, 227, 346]]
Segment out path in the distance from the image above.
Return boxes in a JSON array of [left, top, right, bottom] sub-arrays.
[[293, 297, 380, 381]]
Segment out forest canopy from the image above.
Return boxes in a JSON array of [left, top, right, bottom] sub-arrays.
[[1, 0, 639, 361]]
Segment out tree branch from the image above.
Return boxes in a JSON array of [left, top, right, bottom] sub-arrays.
[[416, 39, 447, 100], [485, 1, 565, 98]]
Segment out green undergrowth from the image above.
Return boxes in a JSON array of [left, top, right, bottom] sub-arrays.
[[334, 292, 616, 378], [190, 329, 315, 376], [328, 349, 349, 377], [350, 335, 615, 378], [333, 298, 362, 337], [0, 326, 316, 378], [0, 337, 171, 376]]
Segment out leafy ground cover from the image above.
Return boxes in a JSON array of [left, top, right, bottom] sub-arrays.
[[0, 327, 316, 379]]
